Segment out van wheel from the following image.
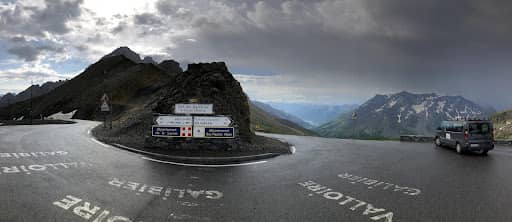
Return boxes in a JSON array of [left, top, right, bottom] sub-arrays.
[[456, 143, 464, 154], [435, 138, 441, 147]]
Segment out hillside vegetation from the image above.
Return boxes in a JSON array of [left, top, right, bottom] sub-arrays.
[[250, 102, 317, 136], [491, 110, 512, 139]]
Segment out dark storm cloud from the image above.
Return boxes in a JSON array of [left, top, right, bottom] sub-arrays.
[[7, 43, 64, 61], [111, 21, 128, 34], [10, 36, 26, 43], [0, 0, 84, 37], [0, 0, 83, 66], [7, 45, 39, 61], [154, 0, 512, 109], [360, 0, 512, 108], [134, 13, 162, 25]]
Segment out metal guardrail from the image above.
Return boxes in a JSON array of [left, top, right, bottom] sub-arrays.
[[495, 140, 512, 145], [400, 135, 434, 142], [400, 135, 512, 146]]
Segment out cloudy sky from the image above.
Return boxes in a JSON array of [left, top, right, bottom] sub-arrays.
[[1, 0, 511, 109]]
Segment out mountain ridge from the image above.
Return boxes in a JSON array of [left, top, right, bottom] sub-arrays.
[[317, 91, 495, 139], [267, 102, 358, 126], [0, 80, 66, 108], [251, 101, 313, 129], [0, 46, 314, 137]]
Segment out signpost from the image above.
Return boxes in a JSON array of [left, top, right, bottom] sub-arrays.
[[101, 94, 109, 103], [193, 127, 235, 138], [152, 126, 193, 137], [152, 103, 236, 139], [193, 116, 232, 127], [175, 104, 213, 114], [155, 116, 193, 126], [100, 93, 111, 129], [153, 126, 184, 137], [100, 101, 110, 112]]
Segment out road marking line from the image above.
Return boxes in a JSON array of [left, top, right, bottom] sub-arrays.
[[90, 138, 110, 148], [141, 156, 267, 168]]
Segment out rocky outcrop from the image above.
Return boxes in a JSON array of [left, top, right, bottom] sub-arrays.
[[102, 46, 142, 63], [158, 60, 183, 75], [142, 56, 157, 64], [148, 62, 253, 150]]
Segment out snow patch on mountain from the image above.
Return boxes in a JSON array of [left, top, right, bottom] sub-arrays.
[[388, 99, 398, 108], [412, 101, 427, 114], [317, 91, 495, 139]]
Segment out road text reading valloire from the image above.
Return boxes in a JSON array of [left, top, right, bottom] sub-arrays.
[[299, 180, 394, 222]]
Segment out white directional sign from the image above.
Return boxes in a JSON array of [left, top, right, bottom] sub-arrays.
[[100, 101, 110, 112], [175, 104, 213, 114], [193, 116, 232, 127], [155, 116, 193, 126]]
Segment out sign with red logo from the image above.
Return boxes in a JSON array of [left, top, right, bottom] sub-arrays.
[[181, 127, 193, 137]]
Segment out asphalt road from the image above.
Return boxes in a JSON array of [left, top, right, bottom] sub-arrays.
[[2, 120, 512, 221]]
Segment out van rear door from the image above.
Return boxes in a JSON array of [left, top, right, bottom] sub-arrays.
[[468, 122, 492, 140]]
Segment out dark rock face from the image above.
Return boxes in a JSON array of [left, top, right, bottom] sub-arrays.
[[149, 62, 253, 149], [158, 60, 183, 75], [142, 56, 157, 64], [102, 46, 142, 63]]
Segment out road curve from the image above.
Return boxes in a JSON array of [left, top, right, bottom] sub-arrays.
[[1, 120, 512, 221]]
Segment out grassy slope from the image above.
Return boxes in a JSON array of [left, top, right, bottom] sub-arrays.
[[249, 102, 317, 136], [491, 110, 512, 139]]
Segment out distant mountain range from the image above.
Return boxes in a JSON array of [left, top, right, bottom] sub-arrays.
[[266, 102, 358, 126], [0, 81, 66, 108], [252, 101, 313, 129], [249, 101, 316, 136], [317, 91, 495, 139]]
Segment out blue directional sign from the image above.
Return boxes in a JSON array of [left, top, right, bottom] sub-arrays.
[[152, 126, 185, 137], [204, 127, 235, 138]]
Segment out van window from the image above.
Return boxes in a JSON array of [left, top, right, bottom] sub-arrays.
[[469, 123, 490, 134], [440, 121, 449, 130], [445, 121, 463, 132]]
